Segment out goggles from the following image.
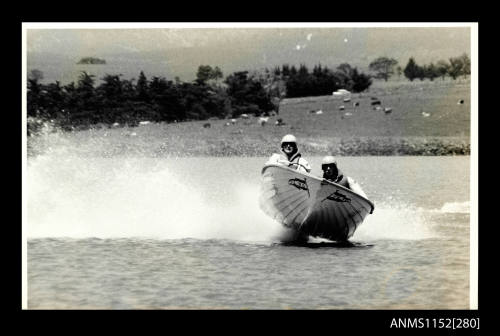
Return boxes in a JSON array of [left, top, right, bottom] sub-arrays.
[[281, 142, 296, 148], [322, 163, 337, 171]]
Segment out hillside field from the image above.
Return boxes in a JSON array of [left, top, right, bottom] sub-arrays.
[[28, 79, 472, 157]]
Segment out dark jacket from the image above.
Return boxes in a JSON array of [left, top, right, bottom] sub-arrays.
[[324, 168, 350, 189]]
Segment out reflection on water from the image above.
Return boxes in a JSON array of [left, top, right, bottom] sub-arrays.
[[279, 240, 374, 248]]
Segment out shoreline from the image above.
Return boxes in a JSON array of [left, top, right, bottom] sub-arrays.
[[27, 127, 469, 157], [164, 137, 470, 157]]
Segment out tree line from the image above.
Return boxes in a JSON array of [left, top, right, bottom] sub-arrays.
[[369, 53, 471, 82], [27, 53, 470, 133], [27, 63, 373, 132], [255, 63, 373, 98]]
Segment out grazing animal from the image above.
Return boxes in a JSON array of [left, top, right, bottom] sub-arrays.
[[458, 99, 465, 104], [374, 106, 382, 111], [241, 114, 249, 119], [371, 100, 381, 106], [353, 102, 360, 107], [344, 112, 352, 116], [231, 118, 237, 124], [275, 118, 286, 126], [203, 123, 211, 128], [316, 110, 323, 115], [343, 97, 351, 102], [259, 116, 269, 126], [384, 107, 393, 114], [339, 106, 345, 111], [422, 112, 430, 117]]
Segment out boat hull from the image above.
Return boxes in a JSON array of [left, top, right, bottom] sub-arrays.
[[259, 164, 374, 241]]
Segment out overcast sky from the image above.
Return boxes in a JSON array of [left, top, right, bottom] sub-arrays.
[[25, 24, 472, 82]]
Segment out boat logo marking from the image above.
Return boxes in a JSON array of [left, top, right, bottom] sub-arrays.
[[324, 190, 351, 203], [288, 178, 310, 197]]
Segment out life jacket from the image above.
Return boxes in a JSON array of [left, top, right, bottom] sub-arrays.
[[283, 151, 311, 173], [326, 168, 350, 189], [268, 151, 311, 173]]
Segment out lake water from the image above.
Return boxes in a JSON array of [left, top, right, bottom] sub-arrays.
[[26, 152, 472, 309]]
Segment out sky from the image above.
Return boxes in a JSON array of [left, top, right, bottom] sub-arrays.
[[25, 24, 472, 83]]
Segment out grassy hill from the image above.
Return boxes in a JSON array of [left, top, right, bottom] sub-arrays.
[[28, 79, 471, 157]]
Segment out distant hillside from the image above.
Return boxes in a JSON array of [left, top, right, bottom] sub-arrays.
[[77, 57, 106, 64]]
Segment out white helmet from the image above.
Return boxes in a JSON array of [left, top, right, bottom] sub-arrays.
[[322, 156, 337, 165], [281, 134, 297, 145]]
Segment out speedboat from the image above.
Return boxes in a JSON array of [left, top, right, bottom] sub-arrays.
[[259, 164, 374, 242]]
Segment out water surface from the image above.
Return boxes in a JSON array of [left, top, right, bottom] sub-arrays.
[[27, 155, 471, 309]]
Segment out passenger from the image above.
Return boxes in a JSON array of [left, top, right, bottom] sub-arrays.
[[321, 156, 350, 189], [266, 134, 311, 173]]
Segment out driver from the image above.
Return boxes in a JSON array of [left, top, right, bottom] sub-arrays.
[[266, 134, 311, 173]]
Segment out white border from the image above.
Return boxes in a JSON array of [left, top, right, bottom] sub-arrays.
[[469, 22, 478, 310], [21, 24, 28, 310], [23, 22, 475, 29], [22, 22, 478, 310]]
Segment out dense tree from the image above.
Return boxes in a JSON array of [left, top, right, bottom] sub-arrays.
[[196, 65, 223, 85], [98, 75, 124, 105], [225, 71, 274, 117], [416, 65, 426, 81], [136, 71, 150, 102], [298, 64, 309, 77], [71, 72, 98, 123], [286, 64, 315, 97], [311, 64, 340, 95], [273, 66, 281, 77], [27, 78, 42, 117], [448, 53, 471, 79], [369, 57, 398, 81], [448, 58, 462, 80], [404, 58, 419, 81], [76, 72, 96, 100], [250, 69, 285, 100], [424, 63, 439, 81], [43, 81, 65, 119], [281, 64, 290, 77], [283, 63, 371, 97], [436, 60, 450, 80], [335, 63, 356, 91], [334, 63, 371, 93], [148, 76, 183, 122], [458, 53, 471, 77], [350, 68, 373, 92]]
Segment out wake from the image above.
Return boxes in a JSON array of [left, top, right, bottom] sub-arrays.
[[26, 151, 438, 243], [26, 153, 284, 242], [25, 126, 447, 243]]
